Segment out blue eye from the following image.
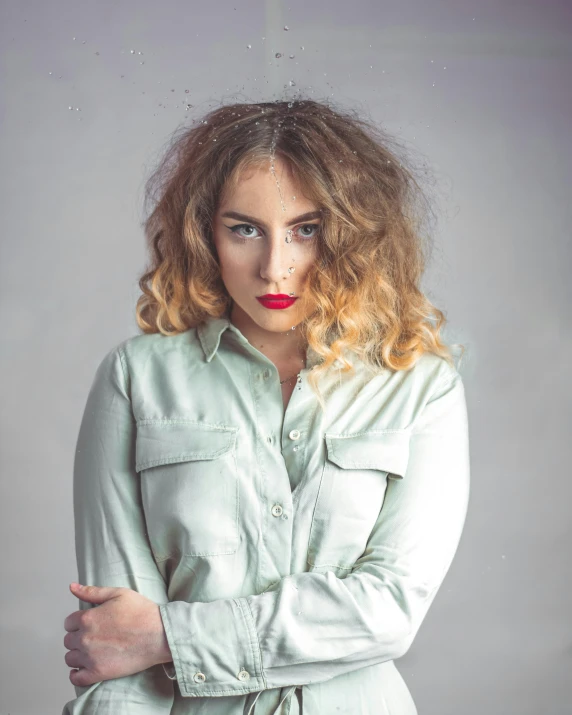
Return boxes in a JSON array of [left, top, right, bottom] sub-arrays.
[[226, 223, 320, 241]]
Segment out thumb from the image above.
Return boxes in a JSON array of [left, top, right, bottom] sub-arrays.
[[69, 582, 121, 604]]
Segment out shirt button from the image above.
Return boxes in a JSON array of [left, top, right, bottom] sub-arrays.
[[237, 669, 251, 681], [262, 369, 270, 379], [289, 429, 301, 440], [193, 672, 206, 683], [271, 503, 283, 517]]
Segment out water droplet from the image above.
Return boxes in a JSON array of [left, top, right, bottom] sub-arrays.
[[289, 292, 295, 297], [68, 106, 73, 110], [72, 37, 76, 41], [285, 230, 293, 243], [291, 326, 296, 330], [292, 195, 296, 200], [288, 267, 295, 273], [130, 49, 135, 54], [284, 25, 289, 30], [289, 54, 295, 59], [246, 44, 252, 49], [300, 46, 304, 50], [289, 80, 296, 86], [185, 89, 189, 93], [275, 52, 282, 58]]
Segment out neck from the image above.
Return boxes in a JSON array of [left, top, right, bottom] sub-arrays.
[[229, 303, 307, 367]]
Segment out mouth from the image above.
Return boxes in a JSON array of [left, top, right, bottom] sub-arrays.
[[256, 294, 298, 310]]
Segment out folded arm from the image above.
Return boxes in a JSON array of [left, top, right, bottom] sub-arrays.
[[62, 346, 175, 714]]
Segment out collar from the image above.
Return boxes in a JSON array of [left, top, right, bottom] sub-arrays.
[[197, 315, 324, 370]]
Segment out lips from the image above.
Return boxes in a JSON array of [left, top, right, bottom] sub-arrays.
[[256, 294, 298, 310]]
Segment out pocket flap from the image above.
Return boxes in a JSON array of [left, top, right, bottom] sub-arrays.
[[135, 421, 237, 472], [324, 430, 410, 479]]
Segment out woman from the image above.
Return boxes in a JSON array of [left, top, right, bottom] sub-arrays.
[[62, 98, 470, 715]]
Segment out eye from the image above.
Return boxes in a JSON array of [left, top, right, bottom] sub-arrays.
[[225, 223, 320, 241], [226, 223, 263, 240], [296, 224, 320, 239]]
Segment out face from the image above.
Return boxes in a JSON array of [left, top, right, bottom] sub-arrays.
[[212, 156, 321, 339]]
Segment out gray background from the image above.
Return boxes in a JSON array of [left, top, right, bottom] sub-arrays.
[[1, 1, 571, 713]]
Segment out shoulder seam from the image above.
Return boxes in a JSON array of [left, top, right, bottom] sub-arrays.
[[116, 345, 130, 391]]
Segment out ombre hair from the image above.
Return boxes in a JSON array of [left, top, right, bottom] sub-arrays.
[[136, 97, 464, 399]]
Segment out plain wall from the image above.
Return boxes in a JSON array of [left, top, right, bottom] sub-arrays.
[[1, 1, 570, 713]]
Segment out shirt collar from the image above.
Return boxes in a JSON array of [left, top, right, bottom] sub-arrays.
[[197, 314, 324, 369]]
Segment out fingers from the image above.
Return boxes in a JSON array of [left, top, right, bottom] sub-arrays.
[[64, 649, 83, 669]]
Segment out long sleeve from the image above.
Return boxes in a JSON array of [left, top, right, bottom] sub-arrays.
[[159, 371, 470, 696], [62, 346, 175, 714]]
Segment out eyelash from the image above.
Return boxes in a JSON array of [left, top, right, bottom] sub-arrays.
[[226, 223, 320, 242]]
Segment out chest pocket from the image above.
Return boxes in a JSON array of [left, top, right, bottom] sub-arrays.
[[307, 430, 410, 571], [135, 420, 239, 560]]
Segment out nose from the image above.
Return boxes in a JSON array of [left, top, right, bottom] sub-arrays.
[[259, 231, 294, 284]]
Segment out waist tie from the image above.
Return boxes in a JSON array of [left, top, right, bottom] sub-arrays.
[[246, 684, 301, 715]]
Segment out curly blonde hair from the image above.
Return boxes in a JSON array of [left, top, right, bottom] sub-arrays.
[[136, 97, 464, 399]]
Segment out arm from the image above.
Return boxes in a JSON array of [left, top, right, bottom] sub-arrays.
[[62, 346, 174, 714], [159, 371, 471, 696]]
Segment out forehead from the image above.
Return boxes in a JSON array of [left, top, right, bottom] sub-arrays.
[[222, 157, 310, 201]]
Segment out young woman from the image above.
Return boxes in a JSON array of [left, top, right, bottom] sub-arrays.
[[62, 98, 470, 715]]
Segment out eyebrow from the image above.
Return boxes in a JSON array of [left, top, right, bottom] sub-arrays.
[[220, 210, 323, 229]]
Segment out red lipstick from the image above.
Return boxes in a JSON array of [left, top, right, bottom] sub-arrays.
[[256, 293, 298, 310]]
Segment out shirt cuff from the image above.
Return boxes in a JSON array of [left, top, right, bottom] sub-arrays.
[[159, 598, 266, 697]]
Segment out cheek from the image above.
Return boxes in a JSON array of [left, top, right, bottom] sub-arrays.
[[217, 247, 254, 287]]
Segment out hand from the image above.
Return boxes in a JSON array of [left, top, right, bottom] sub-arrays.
[[63, 582, 172, 687]]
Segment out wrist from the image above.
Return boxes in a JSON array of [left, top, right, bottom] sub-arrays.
[[153, 604, 173, 665]]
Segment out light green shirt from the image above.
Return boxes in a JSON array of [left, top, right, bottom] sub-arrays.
[[62, 314, 470, 715]]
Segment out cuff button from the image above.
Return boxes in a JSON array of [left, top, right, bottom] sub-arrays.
[[193, 672, 206, 683]]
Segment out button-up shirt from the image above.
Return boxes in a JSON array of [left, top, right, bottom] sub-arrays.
[[62, 314, 471, 715]]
